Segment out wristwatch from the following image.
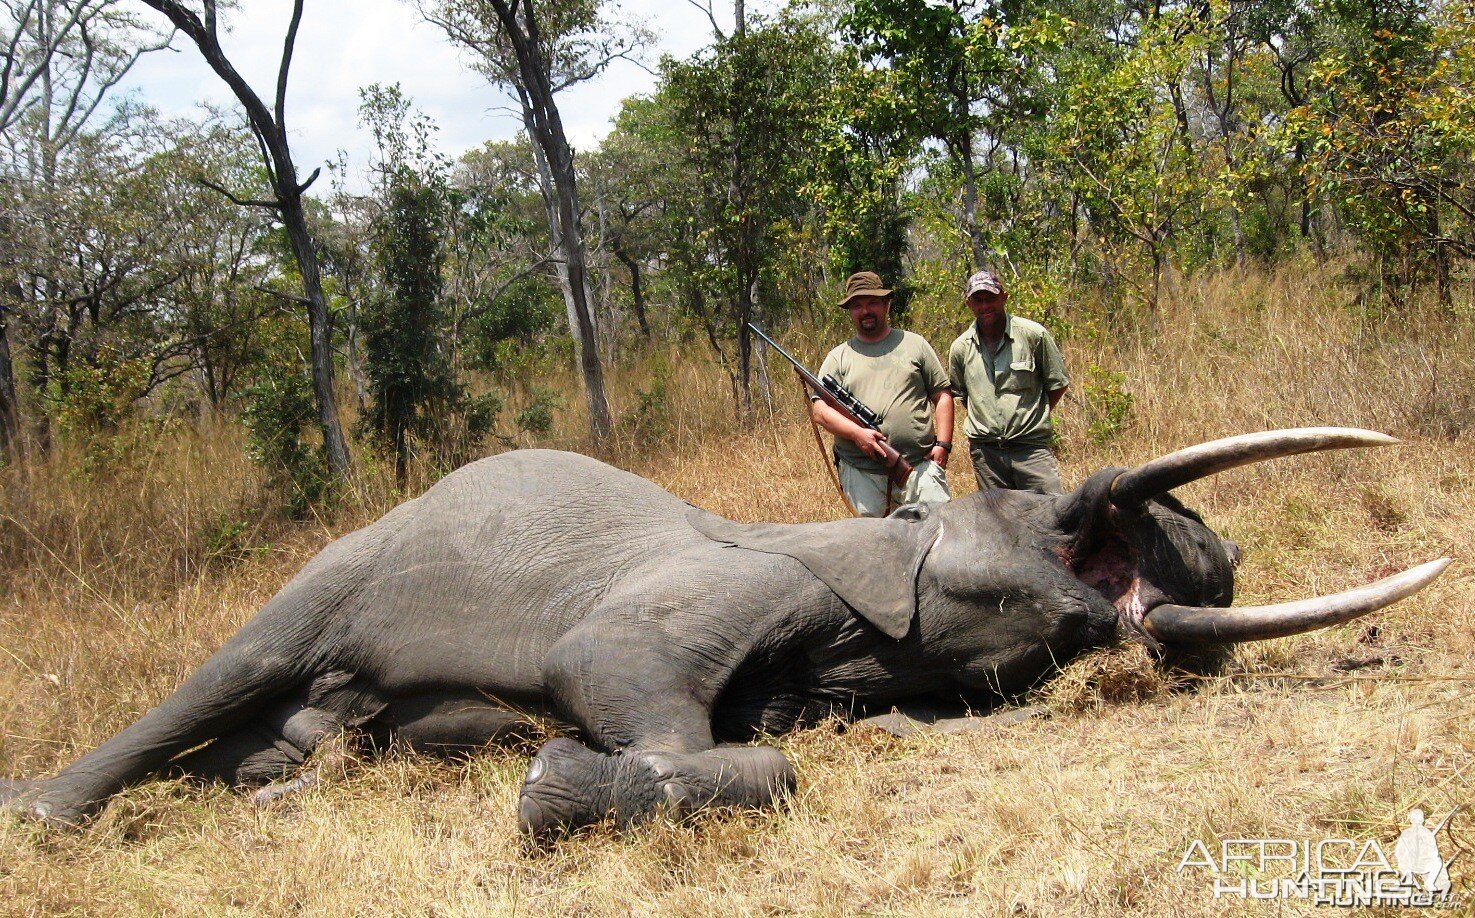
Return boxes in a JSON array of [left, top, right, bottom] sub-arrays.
[[937, 441, 953, 453]]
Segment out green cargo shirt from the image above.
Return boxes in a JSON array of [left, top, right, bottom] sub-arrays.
[[816, 329, 951, 475], [948, 314, 1069, 447]]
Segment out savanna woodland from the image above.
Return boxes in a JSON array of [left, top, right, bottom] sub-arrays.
[[1, 0, 1473, 914]]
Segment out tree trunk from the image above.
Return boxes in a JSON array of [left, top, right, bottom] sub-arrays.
[[1427, 205, 1451, 312], [613, 242, 649, 338], [140, 0, 351, 479], [957, 131, 986, 268], [494, 0, 610, 442], [279, 195, 351, 477], [751, 277, 773, 414], [0, 298, 21, 462], [736, 264, 755, 418], [524, 109, 583, 341], [392, 420, 407, 489], [0, 187, 24, 461], [1293, 140, 1313, 241], [1169, 80, 1194, 156]]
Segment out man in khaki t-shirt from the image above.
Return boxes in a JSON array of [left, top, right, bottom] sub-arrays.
[[810, 271, 954, 517]]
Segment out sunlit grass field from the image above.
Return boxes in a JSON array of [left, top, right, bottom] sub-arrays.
[[1, 262, 1472, 915]]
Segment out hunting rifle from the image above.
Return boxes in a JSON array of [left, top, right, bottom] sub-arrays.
[[748, 323, 912, 489]]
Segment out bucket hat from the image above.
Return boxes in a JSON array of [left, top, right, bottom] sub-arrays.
[[839, 271, 893, 307]]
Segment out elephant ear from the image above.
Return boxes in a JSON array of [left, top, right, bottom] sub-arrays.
[[685, 506, 942, 639]]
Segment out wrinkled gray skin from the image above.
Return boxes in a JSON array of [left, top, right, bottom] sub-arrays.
[[6, 449, 1235, 835]]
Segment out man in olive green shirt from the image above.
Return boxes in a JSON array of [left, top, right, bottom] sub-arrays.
[[948, 270, 1069, 494], [810, 271, 954, 517]]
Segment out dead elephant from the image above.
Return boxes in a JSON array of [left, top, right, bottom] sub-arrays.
[[3, 427, 1448, 836]]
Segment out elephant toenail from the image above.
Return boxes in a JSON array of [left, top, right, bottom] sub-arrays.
[[525, 758, 546, 783], [517, 795, 542, 833]]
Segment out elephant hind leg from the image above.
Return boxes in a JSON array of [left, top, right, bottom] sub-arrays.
[[170, 699, 348, 788], [169, 725, 307, 787], [517, 739, 795, 839], [523, 619, 796, 838]]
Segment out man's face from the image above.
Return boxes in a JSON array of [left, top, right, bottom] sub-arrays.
[[967, 289, 1008, 324], [847, 295, 891, 337]]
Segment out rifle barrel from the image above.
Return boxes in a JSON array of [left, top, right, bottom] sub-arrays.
[[747, 323, 805, 371]]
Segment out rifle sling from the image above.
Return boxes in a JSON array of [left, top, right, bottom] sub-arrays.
[[795, 367, 858, 517]]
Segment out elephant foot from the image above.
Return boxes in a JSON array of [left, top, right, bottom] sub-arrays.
[[517, 738, 617, 839], [0, 777, 38, 806], [0, 779, 75, 829], [5, 781, 96, 829], [517, 739, 795, 840]]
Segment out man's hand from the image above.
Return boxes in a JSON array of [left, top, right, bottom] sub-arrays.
[[930, 444, 950, 469], [853, 428, 893, 464]]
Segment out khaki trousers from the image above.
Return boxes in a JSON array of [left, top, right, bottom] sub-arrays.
[[838, 459, 951, 518], [968, 440, 1062, 494]]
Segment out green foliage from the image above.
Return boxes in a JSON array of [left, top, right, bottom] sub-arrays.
[[515, 387, 561, 436], [51, 345, 153, 471], [623, 356, 671, 441], [359, 85, 493, 481], [203, 515, 260, 566], [1030, 6, 1211, 306], [363, 170, 460, 458], [1081, 365, 1134, 445], [52, 346, 150, 437], [641, 13, 838, 385], [240, 364, 328, 518], [805, 52, 917, 316], [1285, 0, 1475, 304], [462, 275, 563, 373]]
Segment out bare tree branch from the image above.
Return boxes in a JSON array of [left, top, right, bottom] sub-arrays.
[[276, 0, 304, 132], [679, 0, 726, 40], [454, 256, 554, 333], [195, 174, 282, 210], [254, 284, 311, 306]]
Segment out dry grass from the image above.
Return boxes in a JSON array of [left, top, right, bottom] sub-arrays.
[[1, 260, 1473, 915]]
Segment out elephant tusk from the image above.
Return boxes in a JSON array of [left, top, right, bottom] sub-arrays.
[[1109, 427, 1398, 508], [1141, 558, 1451, 644]]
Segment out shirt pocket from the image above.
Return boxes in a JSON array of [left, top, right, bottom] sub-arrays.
[[1001, 359, 1037, 393]]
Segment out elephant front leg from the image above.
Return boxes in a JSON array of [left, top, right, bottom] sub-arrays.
[[517, 738, 795, 838], [518, 620, 796, 837]]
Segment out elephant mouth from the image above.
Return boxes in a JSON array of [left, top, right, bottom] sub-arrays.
[[1065, 531, 1157, 641], [1070, 531, 1137, 607]]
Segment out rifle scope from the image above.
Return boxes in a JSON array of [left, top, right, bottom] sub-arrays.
[[821, 375, 882, 429]]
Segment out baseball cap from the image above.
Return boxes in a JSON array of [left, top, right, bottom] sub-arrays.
[[965, 270, 1005, 298]]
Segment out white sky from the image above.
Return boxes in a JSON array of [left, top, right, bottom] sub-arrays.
[[118, 0, 776, 193]]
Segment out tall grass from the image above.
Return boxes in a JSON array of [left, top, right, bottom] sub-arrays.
[[1, 261, 1472, 915]]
